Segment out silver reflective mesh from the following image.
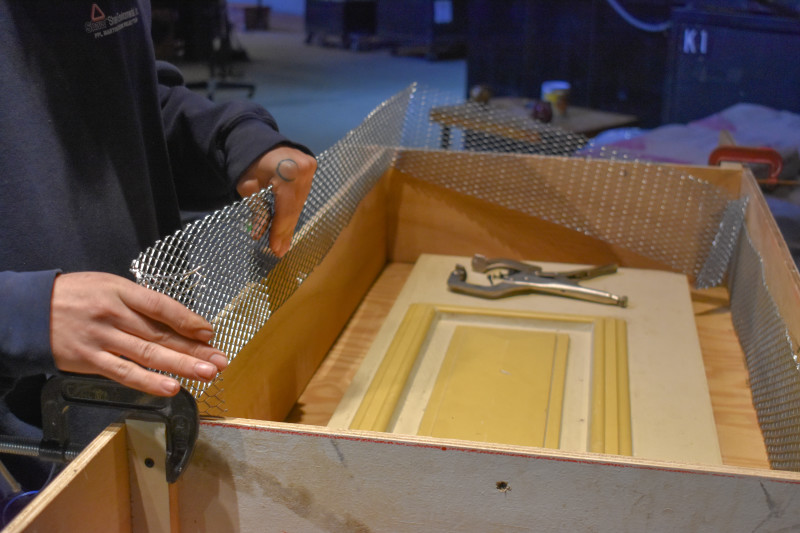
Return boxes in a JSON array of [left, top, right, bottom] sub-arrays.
[[401, 94, 588, 156], [131, 87, 409, 414], [394, 150, 740, 281], [131, 83, 795, 464], [396, 86, 745, 281], [131, 188, 276, 399], [696, 197, 749, 289], [730, 227, 800, 470]]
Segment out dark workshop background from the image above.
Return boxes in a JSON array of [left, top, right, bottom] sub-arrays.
[[150, 0, 800, 156]]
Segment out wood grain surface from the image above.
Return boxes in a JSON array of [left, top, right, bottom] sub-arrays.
[[5, 424, 131, 533], [692, 285, 770, 469]]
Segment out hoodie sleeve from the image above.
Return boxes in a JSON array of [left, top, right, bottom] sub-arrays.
[[0, 271, 60, 378], [155, 64, 313, 210]]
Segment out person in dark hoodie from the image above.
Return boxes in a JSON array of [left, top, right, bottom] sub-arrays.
[[0, 0, 316, 491]]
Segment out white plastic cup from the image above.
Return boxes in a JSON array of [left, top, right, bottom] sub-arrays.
[[541, 80, 571, 118]]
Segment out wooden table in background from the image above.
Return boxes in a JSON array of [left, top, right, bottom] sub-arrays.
[[430, 98, 638, 150], [493, 98, 639, 137]]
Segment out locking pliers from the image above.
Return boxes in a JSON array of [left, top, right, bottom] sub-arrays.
[[447, 254, 628, 307]]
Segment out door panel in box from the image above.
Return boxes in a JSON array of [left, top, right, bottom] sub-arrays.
[[330, 254, 721, 465]]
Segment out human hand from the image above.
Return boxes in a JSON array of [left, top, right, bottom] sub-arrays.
[[236, 145, 317, 257], [50, 272, 228, 397]]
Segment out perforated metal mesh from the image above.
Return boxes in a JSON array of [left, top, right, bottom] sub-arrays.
[[395, 86, 742, 284], [130, 188, 276, 400], [131, 84, 796, 465], [132, 87, 409, 414], [402, 96, 588, 156], [730, 227, 800, 470]]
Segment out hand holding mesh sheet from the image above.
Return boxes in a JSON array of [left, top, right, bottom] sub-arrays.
[[131, 187, 279, 398], [236, 146, 317, 257], [50, 271, 229, 397]]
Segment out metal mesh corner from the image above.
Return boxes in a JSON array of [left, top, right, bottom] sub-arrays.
[[730, 225, 800, 470]]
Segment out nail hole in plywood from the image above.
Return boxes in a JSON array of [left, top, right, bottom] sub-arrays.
[[496, 481, 511, 493]]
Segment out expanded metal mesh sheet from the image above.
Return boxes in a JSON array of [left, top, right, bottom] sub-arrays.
[[395, 86, 741, 285], [131, 87, 409, 414], [401, 96, 588, 156], [131, 84, 797, 463], [130, 188, 276, 400], [394, 150, 740, 284], [731, 227, 800, 470]]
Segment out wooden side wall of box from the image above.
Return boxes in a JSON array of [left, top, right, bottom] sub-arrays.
[[739, 166, 800, 346], [213, 180, 391, 422], [7, 419, 800, 532], [6, 425, 131, 532]]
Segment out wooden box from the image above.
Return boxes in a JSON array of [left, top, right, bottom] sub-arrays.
[[10, 150, 800, 531]]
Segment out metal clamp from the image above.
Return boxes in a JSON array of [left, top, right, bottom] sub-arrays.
[[447, 254, 628, 307], [0, 374, 199, 484]]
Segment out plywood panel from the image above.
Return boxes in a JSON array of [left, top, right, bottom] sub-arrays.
[[740, 168, 800, 349], [693, 285, 769, 469], [6, 424, 131, 533], [385, 169, 669, 270], [173, 419, 798, 531], [386, 151, 737, 275], [215, 179, 390, 421]]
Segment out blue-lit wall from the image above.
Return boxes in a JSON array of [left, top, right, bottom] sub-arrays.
[[227, 0, 305, 16]]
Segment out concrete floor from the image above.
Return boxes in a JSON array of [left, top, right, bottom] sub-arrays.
[[175, 13, 466, 155]]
